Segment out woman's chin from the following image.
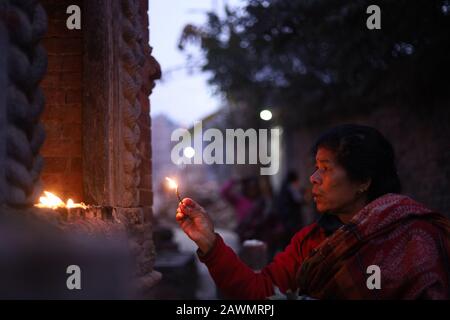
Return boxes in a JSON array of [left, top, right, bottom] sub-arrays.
[[315, 202, 328, 213]]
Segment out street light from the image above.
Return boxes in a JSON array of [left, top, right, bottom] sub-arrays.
[[260, 109, 273, 121], [183, 147, 196, 159]]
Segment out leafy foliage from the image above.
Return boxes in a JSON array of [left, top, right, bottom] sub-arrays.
[[180, 0, 450, 127]]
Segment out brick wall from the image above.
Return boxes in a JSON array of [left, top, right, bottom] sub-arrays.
[[40, 0, 83, 202]]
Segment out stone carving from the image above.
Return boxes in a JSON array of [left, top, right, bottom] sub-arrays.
[[119, 0, 160, 207], [115, 1, 162, 292], [3, 1, 48, 208], [0, 0, 161, 296]]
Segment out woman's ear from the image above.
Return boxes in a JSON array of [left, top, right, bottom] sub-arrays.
[[359, 178, 372, 194]]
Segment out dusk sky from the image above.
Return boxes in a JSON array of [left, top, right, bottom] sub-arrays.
[[148, 0, 242, 127]]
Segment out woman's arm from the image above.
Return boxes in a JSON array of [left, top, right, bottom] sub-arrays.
[[176, 198, 320, 300], [198, 233, 306, 299]]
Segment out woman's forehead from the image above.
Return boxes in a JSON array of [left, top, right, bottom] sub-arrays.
[[315, 148, 336, 162]]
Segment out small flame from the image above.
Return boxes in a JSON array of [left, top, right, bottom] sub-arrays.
[[165, 177, 178, 190], [66, 198, 87, 209], [35, 191, 87, 209]]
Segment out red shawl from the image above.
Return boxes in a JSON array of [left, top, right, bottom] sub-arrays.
[[297, 193, 450, 299]]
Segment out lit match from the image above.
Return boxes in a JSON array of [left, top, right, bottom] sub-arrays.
[[165, 177, 182, 203]]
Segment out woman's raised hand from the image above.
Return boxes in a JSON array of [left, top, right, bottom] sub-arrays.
[[176, 198, 217, 255]]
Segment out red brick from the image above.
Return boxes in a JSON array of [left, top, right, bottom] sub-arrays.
[[43, 38, 82, 55], [70, 157, 83, 173], [47, 20, 83, 37], [62, 173, 83, 191], [43, 157, 68, 173], [62, 187, 83, 202], [40, 173, 83, 203], [61, 72, 82, 88], [42, 105, 81, 123], [65, 89, 82, 104], [43, 1, 84, 20], [46, 21, 66, 38], [62, 55, 82, 72], [41, 105, 63, 122], [65, 104, 82, 123], [41, 73, 60, 88], [41, 138, 82, 157], [62, 124, 81, 140], [41, 173, 63, 186], [47, 55, 63, 72], [43, 121, 64, 138], [44, 90, 66, 105]]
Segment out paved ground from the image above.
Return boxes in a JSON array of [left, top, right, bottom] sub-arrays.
[[172, 227, 240, 300]]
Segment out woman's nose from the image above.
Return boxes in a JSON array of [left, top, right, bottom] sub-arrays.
[[310, 170, 321, 185]]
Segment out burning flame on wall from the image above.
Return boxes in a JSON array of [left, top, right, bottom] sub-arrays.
[[35, 191, 87, 209]]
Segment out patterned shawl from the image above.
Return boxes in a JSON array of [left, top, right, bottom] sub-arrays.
[[297, 193, 450, 299]]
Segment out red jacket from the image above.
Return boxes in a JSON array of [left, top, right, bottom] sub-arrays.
[[199, 194, 450, 300], [198, 223, 326, 300]]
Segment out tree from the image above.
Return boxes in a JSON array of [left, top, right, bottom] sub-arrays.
[[180, 0, 450, 128]]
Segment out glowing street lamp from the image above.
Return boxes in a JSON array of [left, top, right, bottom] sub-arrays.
[[183, 147, 195, 159], [260, 109, 273, 121]]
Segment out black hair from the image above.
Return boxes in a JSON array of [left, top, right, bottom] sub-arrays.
[[312, 124, 401, 201]]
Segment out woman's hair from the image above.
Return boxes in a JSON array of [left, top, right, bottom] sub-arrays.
[[312, 124, 401, 201]]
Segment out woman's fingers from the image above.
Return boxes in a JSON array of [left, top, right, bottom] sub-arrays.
[[175, 208, 185, 221], [178, 201, 198, 215], [182, 198, 197, 208]]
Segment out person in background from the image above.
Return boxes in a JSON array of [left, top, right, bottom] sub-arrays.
[[220, 176, 269, 241], [300, 186, 317, 226], [276, 171, 304, 249]]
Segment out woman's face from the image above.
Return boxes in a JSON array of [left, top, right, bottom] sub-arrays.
[[310, 147, 366, 215]]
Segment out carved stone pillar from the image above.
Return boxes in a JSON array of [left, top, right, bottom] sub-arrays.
[[83, 0, 161, 292], [1, 1, 47, 209], [83, 0, 160, 208], [0, 0, 161, 295]]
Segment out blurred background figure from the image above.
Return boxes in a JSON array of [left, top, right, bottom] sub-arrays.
[[301, 186, 318, 226], [220, 176, 275, 243], [275, 171, 304, 250], [220, 177, 260, 241], [220, 177, 259, 224]]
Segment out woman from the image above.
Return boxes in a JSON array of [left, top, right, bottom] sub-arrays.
[[176, 124, 450, 299]]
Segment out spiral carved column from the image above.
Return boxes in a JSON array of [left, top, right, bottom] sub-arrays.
[[0, 1, 47, 209], [83, 0, 162, 293]]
